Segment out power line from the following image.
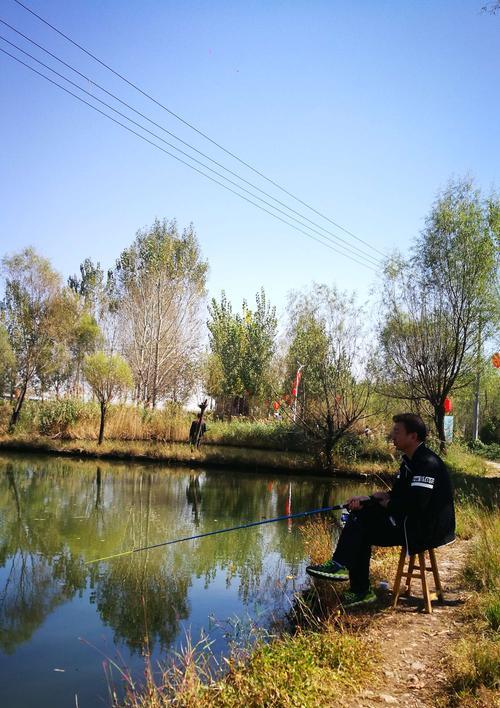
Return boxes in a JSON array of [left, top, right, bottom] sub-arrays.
[[0, 18, 382, 267], [10, 0, 388, 260], [0, 46, 379, 272], [0, 27, 381, 268]]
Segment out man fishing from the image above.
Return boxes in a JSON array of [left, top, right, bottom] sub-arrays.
[[306, 413, 455, 608]]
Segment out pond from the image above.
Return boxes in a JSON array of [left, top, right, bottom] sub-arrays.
[[0, 453, 375, 707]]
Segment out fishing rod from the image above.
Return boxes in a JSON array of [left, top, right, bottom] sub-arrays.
[[86, 503, 346, 565]]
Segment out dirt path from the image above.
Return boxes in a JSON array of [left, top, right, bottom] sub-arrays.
[[485, 460, 500, 477], [353, 540, 471, 707]]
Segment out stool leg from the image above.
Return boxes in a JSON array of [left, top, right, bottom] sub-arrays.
[[392, 547, 407, 609], [428, 548, 444, 603], [405, 555, 416, 596], [419, 552, 432, 613]]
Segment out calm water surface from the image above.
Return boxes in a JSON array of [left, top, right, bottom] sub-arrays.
[[0, 453, 373, 707]]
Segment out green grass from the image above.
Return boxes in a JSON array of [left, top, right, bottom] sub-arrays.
[[205, 419, 307, 451], [447, 636, 500, 700], [124, 625, 374, 708], [467, 440, 500, 462], [445, 444, 489, 477], [445, 502, 500, 706]]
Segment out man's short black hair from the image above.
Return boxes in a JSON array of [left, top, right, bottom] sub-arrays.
[[392, 413, 427, 441]]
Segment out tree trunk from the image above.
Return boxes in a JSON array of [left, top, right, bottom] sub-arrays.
[[75, 359, 81, 398], [9, 383, 27, 432], [324, 412, 334, 471], [98, 402, 107, 445], [324, 440, 333, 471], [152, 281, 162, 409], [435, 406, 446, 452]]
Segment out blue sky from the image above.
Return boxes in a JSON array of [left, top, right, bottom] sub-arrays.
[[0, 0, 499, 321]]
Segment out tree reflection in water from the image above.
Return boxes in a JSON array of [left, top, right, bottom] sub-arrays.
[[0, 455, 374, 658]]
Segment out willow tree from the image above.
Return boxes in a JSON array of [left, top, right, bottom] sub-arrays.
[[378, 179, 499, 448], [111, 219, 208, 408], [83, 351, 132, 444]]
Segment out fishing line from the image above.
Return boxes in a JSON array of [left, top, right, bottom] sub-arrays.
[[86, 504, 345, 564]]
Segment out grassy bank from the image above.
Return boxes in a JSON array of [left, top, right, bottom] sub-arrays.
[[446, 506, 500, 706], [113, 451, 498, 708], [0, 435, 319, 474], [0, 399, 306, 450], [121, 624, 374, 708], [2, 399, 492, 479], [0, 430, 492, 482]]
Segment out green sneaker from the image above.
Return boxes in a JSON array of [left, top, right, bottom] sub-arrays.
[[341, 588, 377, 608], [305, 560, 349, 581]]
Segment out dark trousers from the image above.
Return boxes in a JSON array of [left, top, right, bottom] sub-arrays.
[[332, 505, 405, 593]]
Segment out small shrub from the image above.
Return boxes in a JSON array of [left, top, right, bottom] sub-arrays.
[[479, 417, 500, 445], [467, 439, 500, 462], [205, 420, 307, 451], [38, 399, 87, 437]]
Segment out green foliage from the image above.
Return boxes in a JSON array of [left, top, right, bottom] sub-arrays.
[[68, 257, 105, 313], [207, 288, 277, 404], [334, 433, 394, 462], [378, 178, 500, 446], [1, 248, 66, 427], [1, 248, 61, 375], [467, 439, 500, 461], [206, 419, 308, 451], [37, 399, 90, 437], [207, 292, 245, 396], [113, 218, 208, 291], [83, 351, 133, 405], [72, 312, 101, 357], [450, 358, 500, 441], [480, 417, 500, 445], [284, 310, 330, 401], [0, 322, 15, 394], [485, 594, 500, 632], [285, 284, 373, 469]]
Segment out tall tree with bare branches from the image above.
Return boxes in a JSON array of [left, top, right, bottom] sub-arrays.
[[112, 219, 208, 407]]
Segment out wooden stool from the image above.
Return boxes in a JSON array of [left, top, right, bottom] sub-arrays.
[[392, 547, 444, 613]]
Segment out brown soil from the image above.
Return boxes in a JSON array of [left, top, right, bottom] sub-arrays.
[[352, 540, 471, 707]]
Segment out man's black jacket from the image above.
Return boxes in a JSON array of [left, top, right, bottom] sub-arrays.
[[386, 443, 455, 554]]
